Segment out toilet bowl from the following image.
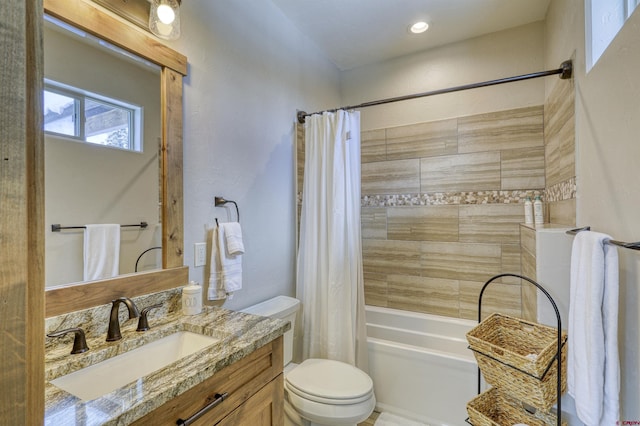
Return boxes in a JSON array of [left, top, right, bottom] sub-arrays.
[[241, 296, 375, 426]]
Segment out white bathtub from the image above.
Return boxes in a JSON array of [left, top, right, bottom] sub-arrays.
[[366, 306, 478, 426]]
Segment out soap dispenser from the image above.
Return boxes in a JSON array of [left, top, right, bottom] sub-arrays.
[[524, 196, 534, 224], [182, 281, 202, 315], [533, 195, 544, 225]]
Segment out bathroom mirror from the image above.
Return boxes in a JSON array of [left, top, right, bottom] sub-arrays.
[[44, 16, 163, 287], [44, 0, 188, 317]]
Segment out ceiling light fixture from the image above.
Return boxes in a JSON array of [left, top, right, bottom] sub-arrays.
[[149, 0, 181, 40], [409, 21, 429, 34]]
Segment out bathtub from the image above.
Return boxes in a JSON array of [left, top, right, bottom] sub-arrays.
[[366, 306, 478, 426]]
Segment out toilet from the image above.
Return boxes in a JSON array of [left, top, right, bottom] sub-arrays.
[[241, 296, 375, 426]]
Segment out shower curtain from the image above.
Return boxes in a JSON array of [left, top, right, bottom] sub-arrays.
[[296, 110, 368, 371]]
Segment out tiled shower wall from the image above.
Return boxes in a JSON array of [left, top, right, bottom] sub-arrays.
[[359, 106, 545, 320], [296, 79, 575, 321]]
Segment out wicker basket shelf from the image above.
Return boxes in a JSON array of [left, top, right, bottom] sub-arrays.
[[467, 387, 567, 426], [465, 273, 566, 426], [467, 313, 567, 412]]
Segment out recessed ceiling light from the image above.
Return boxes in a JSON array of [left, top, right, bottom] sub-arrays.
[[409, 21, 429, 34]]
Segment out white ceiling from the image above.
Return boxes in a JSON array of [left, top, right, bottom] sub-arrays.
[[271, 0, 551, 71]]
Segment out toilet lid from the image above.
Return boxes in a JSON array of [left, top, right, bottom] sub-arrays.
[[285, 359, 374, 404]]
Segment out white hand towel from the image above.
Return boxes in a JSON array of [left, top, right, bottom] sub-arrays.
[[83, 224, 120, 281], [568, 231, 620, 425], [207, 226, 226, 300], [221, 222, 244, 255], [218, 223, 242, 295]]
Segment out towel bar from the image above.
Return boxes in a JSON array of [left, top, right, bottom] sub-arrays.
[[566, 226, 640, 251], [51, 222, 148, 232]]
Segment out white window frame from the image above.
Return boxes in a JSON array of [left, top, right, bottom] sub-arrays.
[[44, 79, 143, 152], [587, 0, 639, 71]]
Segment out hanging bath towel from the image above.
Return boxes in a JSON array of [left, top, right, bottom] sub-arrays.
[[83, 224, 120, 281], [208, 226, 226, 300], [207, 224, 243, 300], [568, 231, 620, 425], [217, 223, 242, 296]]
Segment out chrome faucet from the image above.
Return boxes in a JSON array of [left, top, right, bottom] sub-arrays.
[[106, 297, 140, 341]]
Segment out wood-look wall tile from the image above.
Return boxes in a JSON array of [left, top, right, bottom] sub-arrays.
[[361, 208, 387, 240], [520, 225, 536, 256], [501, 147, 545, 190], [361, 129, 386, 163], [521, 246, 537, 282], [548, 199, 576, 226], [545, 114, 575, 187], [501, 244, 522, 284], [387, 275, 459, 317], [386, 119, 458, 161], [521, 283, 538, 322], [364, 272, 388, 307], [544, 79, 574, 143], [422, 242, 501, 282], [459, 204, 523, 243], [458, 106, 544, 154], [362, 159, 420, 195], [459, 280, 522, 320], [387, 205, 458, 241], [545, 79, 575, 188], [363, 239, 422, 276], [420, 152, 500, 192]]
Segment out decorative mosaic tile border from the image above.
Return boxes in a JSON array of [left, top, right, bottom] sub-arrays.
[[361, 190, 545, 207], [545, 176, 576, 202], [297, 180, 575, 208]]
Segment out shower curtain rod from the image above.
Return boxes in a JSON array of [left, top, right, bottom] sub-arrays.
[[297, 59, 573, 124]]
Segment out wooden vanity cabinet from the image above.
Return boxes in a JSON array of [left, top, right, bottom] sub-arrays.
[[132, 336, 284, 426]]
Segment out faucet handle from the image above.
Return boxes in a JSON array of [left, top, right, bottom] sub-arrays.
[[136, 303, 163, 331], [47, 327, 90, 354]]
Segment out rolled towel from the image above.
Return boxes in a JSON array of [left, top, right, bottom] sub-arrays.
[[221, 222, 244, 255]]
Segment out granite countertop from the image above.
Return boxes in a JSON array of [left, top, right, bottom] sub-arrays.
[[44, 306, 289, 426]]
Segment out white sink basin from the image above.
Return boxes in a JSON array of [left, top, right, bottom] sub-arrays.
[[50, 331, 219, 401]]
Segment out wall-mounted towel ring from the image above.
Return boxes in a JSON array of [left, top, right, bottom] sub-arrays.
[[214, 196, 240, 223]]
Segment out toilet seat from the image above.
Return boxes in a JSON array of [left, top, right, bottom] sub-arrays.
[[285, 359, 374, 405], [285, 383, 376, 425]]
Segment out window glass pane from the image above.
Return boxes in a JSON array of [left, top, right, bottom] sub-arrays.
[[84, 98, 132, 150], [44, 90, 77, 136]]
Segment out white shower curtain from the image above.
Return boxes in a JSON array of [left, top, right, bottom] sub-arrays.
[[296, 110, 368, 371]]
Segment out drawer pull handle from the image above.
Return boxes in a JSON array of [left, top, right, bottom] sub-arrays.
[[176, 392, 229, 426]]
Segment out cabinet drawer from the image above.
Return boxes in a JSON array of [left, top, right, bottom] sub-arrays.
[[132, 336, 283, 426]]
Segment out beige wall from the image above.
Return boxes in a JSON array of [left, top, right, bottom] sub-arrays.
[[545, 0, 640, 420], [341, 21, 546, 130]]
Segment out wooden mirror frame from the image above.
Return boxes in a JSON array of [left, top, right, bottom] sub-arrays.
[[43, 0, 188, 317]]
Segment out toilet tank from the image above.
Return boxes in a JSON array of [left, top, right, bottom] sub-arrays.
[[241, 296, 300, 366]]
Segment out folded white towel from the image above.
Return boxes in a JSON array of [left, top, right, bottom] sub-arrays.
[[568, 231, 620, 425], [83, 224, 120, 281], [221, 222, 244, 255], [218, 223, 242, 295], [207, 225, 243, 300], [207, 226, 226, 300]]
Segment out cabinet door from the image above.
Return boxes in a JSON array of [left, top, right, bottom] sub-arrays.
[[217, 374, 284, 426]]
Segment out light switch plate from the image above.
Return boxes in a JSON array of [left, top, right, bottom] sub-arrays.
[[194, 243, 206, 267]]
